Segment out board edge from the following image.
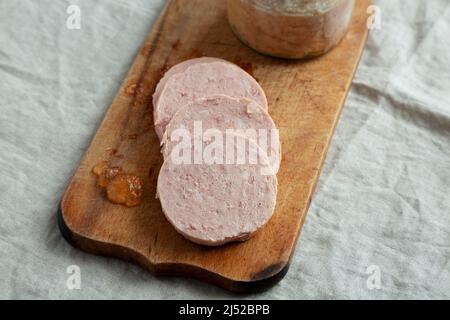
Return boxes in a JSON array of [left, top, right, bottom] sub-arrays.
[[57, 203, 290, 293]]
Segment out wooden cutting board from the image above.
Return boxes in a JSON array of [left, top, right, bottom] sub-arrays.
[[58, 0, 370, 292]]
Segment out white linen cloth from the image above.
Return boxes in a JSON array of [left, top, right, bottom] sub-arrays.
[[1, 0, 449, 299]]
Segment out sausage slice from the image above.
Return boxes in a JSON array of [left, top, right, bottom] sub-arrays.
[[157, 134, 277, 246], [162, 95, 280, 174], [153, 60, 267, 140], [153, 57, 224, 112]]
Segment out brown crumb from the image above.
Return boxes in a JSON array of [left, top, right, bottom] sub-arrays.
[[92, 162, 143, 207], [98, 166, 122, 188], [107, 174, 143, 207], [124, 83, 137, 96], [92, 161, 108, 176]]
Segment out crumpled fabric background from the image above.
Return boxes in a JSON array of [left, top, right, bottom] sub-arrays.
[[1, 0, 449, 299]]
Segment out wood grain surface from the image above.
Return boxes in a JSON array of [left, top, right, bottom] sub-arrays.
[[58, 0, 371, 292]]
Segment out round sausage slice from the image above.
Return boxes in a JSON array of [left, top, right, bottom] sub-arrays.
[[153, 60, 268, 140], [157, 134, 277, 246], [162, 95, 280, 174], [153, 57, 225, 111]]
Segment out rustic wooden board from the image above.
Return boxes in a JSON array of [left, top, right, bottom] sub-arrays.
[[58, 0, 370, 292]]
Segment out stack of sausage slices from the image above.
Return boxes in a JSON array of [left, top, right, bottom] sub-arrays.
[[153, 57, 281, 246]]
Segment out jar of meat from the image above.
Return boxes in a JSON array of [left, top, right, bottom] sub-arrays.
[[227, 0, 355, 59]]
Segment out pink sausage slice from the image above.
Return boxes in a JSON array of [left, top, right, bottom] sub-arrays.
[[153, 60, 268, 140], [157, 134, 277, 246], [162, 95, 281, 174], [153, 57, 225, 111]]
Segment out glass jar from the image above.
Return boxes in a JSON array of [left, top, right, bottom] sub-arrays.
[[227, 0, 355, 59]]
